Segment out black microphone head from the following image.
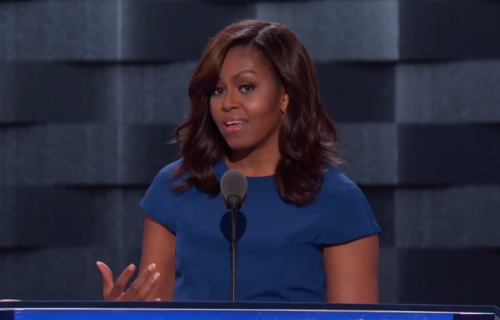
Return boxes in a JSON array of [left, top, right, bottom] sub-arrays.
[[220, 169, 248, 210]]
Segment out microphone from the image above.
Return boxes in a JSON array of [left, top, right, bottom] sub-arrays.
[[220, 169, 248, 302]]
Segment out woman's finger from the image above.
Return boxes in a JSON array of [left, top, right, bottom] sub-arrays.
[[133, 272, 160, 301], [121, 263, 156, 301], [96, 262, 114, 298], [107, 264, 136, 300]]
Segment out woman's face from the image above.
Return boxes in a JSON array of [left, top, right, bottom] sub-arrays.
[[210, 45, 288, 154]]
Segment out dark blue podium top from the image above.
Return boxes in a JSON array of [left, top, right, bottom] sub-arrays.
[[0, 302, 499, 320], [141, 159, 380, 301]]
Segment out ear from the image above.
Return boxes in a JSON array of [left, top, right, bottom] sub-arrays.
[[280, 93, 289, 114]]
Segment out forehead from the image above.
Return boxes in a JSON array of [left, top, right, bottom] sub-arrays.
[[219, 45, 269, 77]]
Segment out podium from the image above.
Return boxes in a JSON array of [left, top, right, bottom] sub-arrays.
[[0, 302, 499, 320]]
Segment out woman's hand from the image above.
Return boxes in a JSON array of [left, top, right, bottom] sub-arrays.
[[96, 261, 161, 301]]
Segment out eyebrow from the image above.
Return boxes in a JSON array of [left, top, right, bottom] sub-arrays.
[[231, 69, 256, 80]]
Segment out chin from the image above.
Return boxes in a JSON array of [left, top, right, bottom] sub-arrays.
[[224, 138, 254, 153]]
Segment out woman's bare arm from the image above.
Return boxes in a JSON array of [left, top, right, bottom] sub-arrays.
[[324, 235, 379, 303], [139, 215, 176, 301]]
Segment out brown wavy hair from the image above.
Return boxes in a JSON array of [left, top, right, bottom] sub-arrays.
[[171, 20, 341, 207]]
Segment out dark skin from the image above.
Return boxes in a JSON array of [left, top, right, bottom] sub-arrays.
[[210, 46, 288, 176], [97, 45, 379, 303], [96, 215, 174, 301]]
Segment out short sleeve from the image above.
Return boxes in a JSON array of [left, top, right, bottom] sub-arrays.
[[140, 163, 180, 234], [317, 168, 381, 246]]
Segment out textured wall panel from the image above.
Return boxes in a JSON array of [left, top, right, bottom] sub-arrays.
[[0, 63, 194, 124], [339, 124, 398, 185], [121, 63, 194, 124], [379, 248, 398, 303], [318, 62, 395, 122], [398, 249, 500, 306], [0, 1, 255, 62], [398, 125, 500, 185], [257, 0, 399, 61], [0, 187, 114, 247], [0, 187, 147, 248], [121, 124, 179, 184], [0, 247, 127, 300], [395, 186, 500, 248], [0, 125, 120, 185], [0, 124, 177, 186], [396, 62, 500, 123], [400, 0, 500, 60], [0, 1, 120, 61], [0, 63, 120, 123], [120, 2, 255, 61]]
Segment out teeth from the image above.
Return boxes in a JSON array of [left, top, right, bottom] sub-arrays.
[[225, 120, 246, 126]]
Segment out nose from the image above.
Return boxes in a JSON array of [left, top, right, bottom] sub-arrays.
[[221, 89, 239, 112]]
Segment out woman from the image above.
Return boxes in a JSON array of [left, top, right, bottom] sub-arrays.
[[97, 19, 380, 303]]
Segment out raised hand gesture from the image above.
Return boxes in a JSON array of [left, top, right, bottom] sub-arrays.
[[96, 261, 160, 301]]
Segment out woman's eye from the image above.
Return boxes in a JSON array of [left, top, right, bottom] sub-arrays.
[[240, 85, 254, 93], [213, 87, 224, 95]]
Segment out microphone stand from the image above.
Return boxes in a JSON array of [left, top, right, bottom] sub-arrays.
[[231, 206, 237, 302], [227, 195, 240, 302]]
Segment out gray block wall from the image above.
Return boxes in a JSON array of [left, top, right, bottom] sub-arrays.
[[1, 0, 499, 304]]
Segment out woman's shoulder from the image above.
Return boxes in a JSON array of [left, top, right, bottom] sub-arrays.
[[141, 158, 186, 208], [315, 164, 371, 214], [155, 158, 184, 180], [320, 164, 363, 197], [148, 158, 190, 190], [314, 164, 380, 245], [140, 158, 187, 232]]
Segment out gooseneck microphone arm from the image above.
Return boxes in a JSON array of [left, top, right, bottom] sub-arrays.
[[220, 169, 248, 303], [227, 195, 241, 302]]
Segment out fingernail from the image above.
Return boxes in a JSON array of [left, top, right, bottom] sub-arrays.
[[148, 263, 156, 271], [128, 264, 135, 271], [96, 261, 103, 266], [152, 272, 160, 282], [155, 298, 161, 301]]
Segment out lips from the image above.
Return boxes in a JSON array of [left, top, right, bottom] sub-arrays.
[[224, 120, 248, 126], [222, 118, 248, 133]]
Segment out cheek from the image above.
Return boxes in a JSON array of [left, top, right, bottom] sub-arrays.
[[246, 96, 282, 129], [209, 98, 221, 120]]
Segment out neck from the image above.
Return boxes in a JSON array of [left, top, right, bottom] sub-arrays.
[[226, 146, 280, 177]]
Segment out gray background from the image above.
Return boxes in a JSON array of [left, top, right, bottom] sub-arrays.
[[1, 0, 500, 305]]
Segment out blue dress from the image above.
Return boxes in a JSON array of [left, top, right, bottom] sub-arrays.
[[140, 158, 380, 302]]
